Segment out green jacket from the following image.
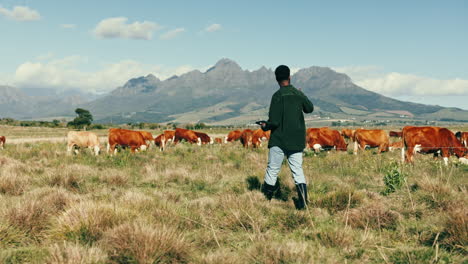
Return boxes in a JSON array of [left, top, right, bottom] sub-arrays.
[[265, 85, 314, 151]]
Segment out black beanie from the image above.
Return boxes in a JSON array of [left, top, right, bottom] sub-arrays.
[[275, 65, 290, 82]]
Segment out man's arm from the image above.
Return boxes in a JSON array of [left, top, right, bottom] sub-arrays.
[[302, 96, 314, 113], [263, 93, 282, 131], [299, 91, 314, 113]]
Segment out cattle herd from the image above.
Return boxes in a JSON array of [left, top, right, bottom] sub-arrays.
[[1, 126, 467, 165]]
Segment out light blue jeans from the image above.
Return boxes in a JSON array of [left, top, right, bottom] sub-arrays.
[[264, 146, 306, 185]]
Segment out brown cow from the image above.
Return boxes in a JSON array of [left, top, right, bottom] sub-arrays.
[[154, 134, 166, 151], [455, 131, 468, 148], [108, 128, 148, 154], [403, 126, 468, 165], [0, 136, 5, 149], [240, 129, 254, 148], [389, 141, 403, 152], [341, 129, 355, 140], [164, 130, 176, 144], [174, 128, 201, 145], [194, 131, 213, 144], [306, 127, 347, 153], [67, 131, 101, 155], [353, 129, 389, 155], [225, 130, 242, 143], [214, 137, 223, 144], [252, 129, 270, 148], [138, 131, 154, 148], [389, 131, 403, 138]]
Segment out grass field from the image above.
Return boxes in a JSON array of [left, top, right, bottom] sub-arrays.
[[0, 126, 467, 263]]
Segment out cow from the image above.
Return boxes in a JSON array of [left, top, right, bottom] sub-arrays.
[[67, 131, 101, 156], [306, 127, 347, 153], [353, 129, 389, 155], [214, 137, 223, 144], [402, 126, 468, 165], [252, 129, 270, 148], [0, 136, 5, 149], [164, 130, 176, 144], [225, 130, 242, 143], [240, 129, 254, 148], [173, 128, 201, 146], [154, 134, 166, 151], [341, 129, 355, 140], [107, 128, 148, 154], [194, 131, 213, 144], [389, 131, 403, 138], [389, 141, 403, 152], [455, 131, 468, 148], [138, 131, 154, 148]]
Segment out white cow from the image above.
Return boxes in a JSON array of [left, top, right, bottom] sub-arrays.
[[67, 131, 101, 156]]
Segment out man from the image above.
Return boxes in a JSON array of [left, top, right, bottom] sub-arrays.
[[259, 65, 314, 210]]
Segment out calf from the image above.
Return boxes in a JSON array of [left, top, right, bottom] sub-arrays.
[[341, 129, 355, 140], [403, 126, 468, 165], [389, 141, 403, 152], [252, 129, 270, 148], [138, 131, 154, 149], [67, 131, 101, 156], [174, 128, 201, 145], [353, 129, 389, 155], [194, 131, 213, 144], [0, 136, 5, 149], [164, 130, 176, 144], [455, 131, 468, 148], [225, 130, 242, 143], [108, 128, 148, 154], [307, 127, 347, 153], [240, 129, 254, 148], [154, 134, 166, 151], [389, 131, 403, 138]]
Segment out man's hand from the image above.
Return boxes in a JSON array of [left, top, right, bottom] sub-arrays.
[[255, 120, 267, 128]]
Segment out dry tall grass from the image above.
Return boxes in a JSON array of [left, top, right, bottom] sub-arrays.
[[0, 125, 467, 263]]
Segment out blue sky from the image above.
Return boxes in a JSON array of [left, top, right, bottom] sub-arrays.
[[1, 0, 467, 109]]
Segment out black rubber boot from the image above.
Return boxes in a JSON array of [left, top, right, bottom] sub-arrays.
[[296, 183, 308, 210], [262, 182, 277, 200]]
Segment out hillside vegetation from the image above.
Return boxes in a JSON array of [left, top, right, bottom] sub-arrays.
[[0, 126, 467, 263]]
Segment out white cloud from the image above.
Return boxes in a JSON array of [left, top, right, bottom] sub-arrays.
[[160, 28, 185, 40], [205, 23, 222, 32], [93, 17, 162, 40], [333, 66, 468, 96], [0, 5, 41, 21], [61, 24, 76, 29], [11, 56, 196, 93]]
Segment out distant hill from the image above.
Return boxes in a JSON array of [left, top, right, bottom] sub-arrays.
[[1, 58, 467, 124], [0, 86, 95, 120], [82, 58, 467, 124]]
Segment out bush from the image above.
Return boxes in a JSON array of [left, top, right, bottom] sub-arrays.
[[382, 162, 406, 195], [101, 222, 191, 264]]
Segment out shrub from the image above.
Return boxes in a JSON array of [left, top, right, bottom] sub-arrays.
[[347, 202, 401, 230], [46, 242, 108, 264], [101, 222, 191, 264], [382, 162, 406, 195], [440, 207, 467, 252], [50, 202, 130, 245], [314, 189, 364, 213]]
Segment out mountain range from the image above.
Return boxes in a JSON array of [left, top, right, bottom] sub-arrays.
[[1, 58, 467, 124]]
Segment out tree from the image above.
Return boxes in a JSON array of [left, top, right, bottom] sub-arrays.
[[67, 108, 93, 129]]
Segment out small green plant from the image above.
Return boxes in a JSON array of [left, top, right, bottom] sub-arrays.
[[382, 162, 406, 195]]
